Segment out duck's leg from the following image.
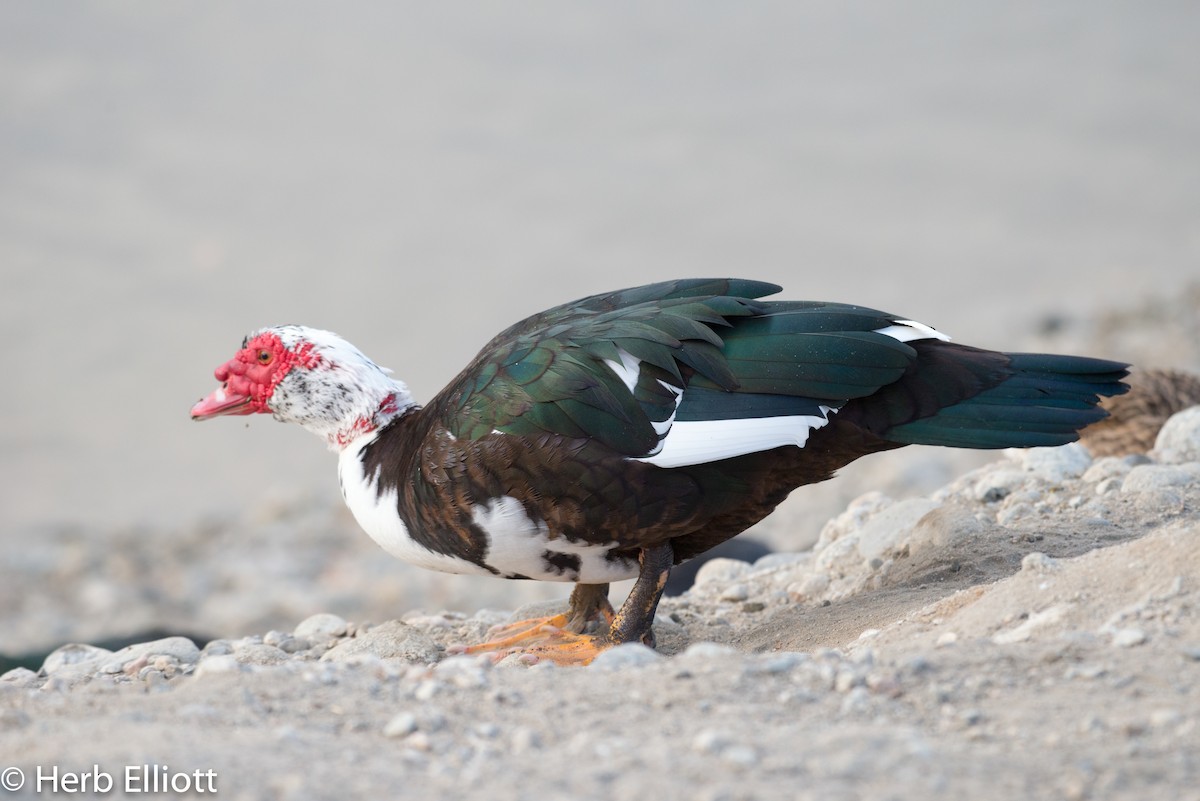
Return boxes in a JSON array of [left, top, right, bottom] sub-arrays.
[[456, 544, 673, 666], [564, 582, 616, 633], [608, 543, 673, 647]]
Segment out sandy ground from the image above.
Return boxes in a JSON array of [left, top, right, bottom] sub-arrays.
[[3, 4, 1200, 800]]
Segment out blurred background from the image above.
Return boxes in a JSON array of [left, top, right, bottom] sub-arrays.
[[2, 2, 1197, 656]]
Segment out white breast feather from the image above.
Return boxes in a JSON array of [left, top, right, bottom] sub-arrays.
[[337, 439, 495, 577], [471, 496, 639, 582]]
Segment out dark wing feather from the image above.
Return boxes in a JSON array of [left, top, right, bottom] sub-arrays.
[[434, 279, 780, 453], [434, 281, 945, 457]]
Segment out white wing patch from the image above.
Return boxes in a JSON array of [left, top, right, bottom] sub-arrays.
[[603, 348, 642, 393], [874, 319, 951, 343], [603, 349, 684, 445], [651, 381, 684, 438], [610, 317, 947, 470], [633, 408, 836, 469]]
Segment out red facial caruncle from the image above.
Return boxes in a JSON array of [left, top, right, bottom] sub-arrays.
[[190, 332, 322, 420]]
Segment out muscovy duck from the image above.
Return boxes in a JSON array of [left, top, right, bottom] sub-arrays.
[[191, 279, 1128, 664]]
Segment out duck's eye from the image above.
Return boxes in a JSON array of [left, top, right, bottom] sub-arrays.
[[256, 349, 274, 365]]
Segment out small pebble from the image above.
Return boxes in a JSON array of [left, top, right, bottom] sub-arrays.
[[693, 558, 751, 587], [202, 639, 235, 657], [679, 642, 738, 660], [691, 729, 732, 754], [719, 583, 750, 602], [193, 655, 242, 678], [383, 712, 418, 738], [997, 502, 1035, 526], [1019, 443, 1092, 483], [1153, 406, 1200, 463], [232, 643, 290, 666], [0, 667, 38, 686], [721, 745, 760, 768], [590, 643, 663, 669], [747, 652, 805, 674], [413, 680, 442, 701], [262, 630, 290, 648], [839, 686, 872, 714], [786, 573, 830, 602], [1121, 465, 1194, 494], [1082, 456, 1134, 483], [1149, 709, 1183, 728], [511, 726, 543, 753], [1021, 552, 1058, 573], [433, 655, 491, 687], [404, 731, 433, 752], [974, 469, 1026, 502], [1111, 628, 1147, 648], [473, 722, 501, 739], [294, 613, 349, 641], [834, 669, 862, 693], [41, 643, 113, 675]]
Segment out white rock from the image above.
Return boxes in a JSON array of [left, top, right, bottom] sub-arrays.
[[0, 667, 39, 686], [1017, 443, 1093, 483], [193, 655, 242, 678], [433, 655, 491, 688], [908, 506, 983, 553], [1121, 464, 1195, 494], [1111, 628, 1147, 648], [813, 536, 860, 573], [41, 643, 113, 675], [323, 621, 439, 664], [997, 502, 1035, 526], [383, 712, 419, 738], [751, 552, 809, 571], [855, 498, 941, 561], [679, 642, 738, 660], [693, 558, 751, 587], [99, 637, 200, 675], [815, 492, 892, 549], [692, 728, 733, 754], [747, 652, 806, 674], [1153, 406, 1200, 464], [719, 583, 750, 602], [230, 643, 289, 666], [294, 613, 348, 640], [1082, 456, 1135, 484], [511, 726, 543, 752], [722, 745, 760, 767], [974, 469, 1030, 502], [1149, 708, 1184, 728], [992, 604, 1070, 644], [1020, 552, 1058, 573], [785, 572, 830, 602], [590, 643, 663, 669]]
